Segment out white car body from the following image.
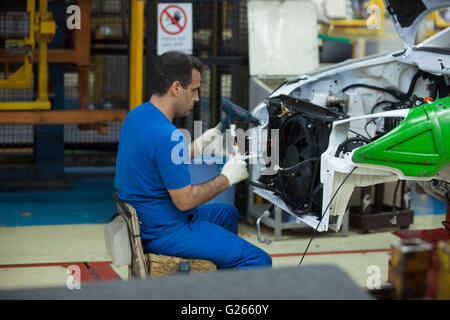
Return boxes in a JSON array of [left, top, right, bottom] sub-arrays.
[[249, 0, 450, 232]]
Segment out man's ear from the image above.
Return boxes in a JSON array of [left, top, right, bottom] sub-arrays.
[[170, 81, 182, 97]]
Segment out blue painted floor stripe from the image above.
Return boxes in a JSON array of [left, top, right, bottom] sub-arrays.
[[410, 190, 447, 216], [0, 177, 116, 227], [0, 177, 446, 227]]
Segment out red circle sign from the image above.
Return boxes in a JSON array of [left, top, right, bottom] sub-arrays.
[[160, 4, 187, 35]]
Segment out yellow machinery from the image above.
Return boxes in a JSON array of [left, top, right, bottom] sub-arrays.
[[327, 0, 385, 35], [0, 0, 56, 110], [0, 0, 135, 126], [318, 0, 386, 59], [424, 8, 450, 38]]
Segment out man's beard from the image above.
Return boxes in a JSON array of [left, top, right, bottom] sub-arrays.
[[183, 108, 192, 117]]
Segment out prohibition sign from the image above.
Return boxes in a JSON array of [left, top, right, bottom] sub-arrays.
[[160, 4, 187, 35]]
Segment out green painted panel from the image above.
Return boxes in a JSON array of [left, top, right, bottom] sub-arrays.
[[352, 97, 450, 177], [388, 129, 436, 155]]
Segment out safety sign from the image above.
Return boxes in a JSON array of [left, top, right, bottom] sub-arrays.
[[157, 3, 193, 55]]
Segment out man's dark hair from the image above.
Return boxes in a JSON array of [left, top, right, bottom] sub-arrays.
[[150, 51, 203, 96]]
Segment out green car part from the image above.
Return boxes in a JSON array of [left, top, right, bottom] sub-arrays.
[[352, 97, 450, 178]]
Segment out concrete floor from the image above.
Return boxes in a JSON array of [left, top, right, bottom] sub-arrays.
[[0, 213, 445, 292], [0, 177, 447, 294]]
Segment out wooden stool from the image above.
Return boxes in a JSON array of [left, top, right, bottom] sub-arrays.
[[114, 193, 217, 279], [148, 253, 217, 277]]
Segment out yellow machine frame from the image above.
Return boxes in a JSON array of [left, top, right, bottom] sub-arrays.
[[0, 0, 56, 110], [0, 0, 35, 90]]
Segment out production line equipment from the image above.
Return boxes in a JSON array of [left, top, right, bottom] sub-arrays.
[[246, 0, 450, 237]]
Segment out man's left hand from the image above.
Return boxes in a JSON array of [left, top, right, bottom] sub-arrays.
[[193, 125, 227, 157]]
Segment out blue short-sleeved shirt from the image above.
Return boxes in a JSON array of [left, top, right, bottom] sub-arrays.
[[114, 102, 193, 239]]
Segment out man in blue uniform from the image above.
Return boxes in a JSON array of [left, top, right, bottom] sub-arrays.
[[114, 51, 271, 269]]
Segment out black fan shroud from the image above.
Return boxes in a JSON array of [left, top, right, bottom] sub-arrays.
[[277, 114, 325, 216]]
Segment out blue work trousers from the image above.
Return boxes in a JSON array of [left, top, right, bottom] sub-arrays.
[[143, 203, 272, 269]]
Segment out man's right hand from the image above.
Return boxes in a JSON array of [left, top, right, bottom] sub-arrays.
[[220, 154, 249, 186]]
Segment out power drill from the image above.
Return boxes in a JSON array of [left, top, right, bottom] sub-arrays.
[[216, 99, 261, 132]]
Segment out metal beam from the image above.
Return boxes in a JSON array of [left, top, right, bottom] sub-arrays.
[[0, 109, 128, 125], [74, 0, 92, 67], [0, 49, 77, 64], [129, 0, 144, 110]]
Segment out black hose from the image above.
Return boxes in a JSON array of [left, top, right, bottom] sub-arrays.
[[346, 70, 426, 115], [334, 137, 370, 157], [370, 100, 397, 114]]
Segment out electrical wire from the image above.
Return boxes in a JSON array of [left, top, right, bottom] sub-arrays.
[[277, 157, 318, 173], [342, 84, 406, 100], [298, 167, 357, 267], [392, 180, 401, 216], [342, 71, 425, 108], [364, 119, 377, 139]]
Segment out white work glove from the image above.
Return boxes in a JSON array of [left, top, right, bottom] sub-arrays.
[[194, 125, 227, 157], [221, 154, 249, 186]]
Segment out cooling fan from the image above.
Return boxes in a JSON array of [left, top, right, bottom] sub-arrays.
[[259, 95, 347, 219]]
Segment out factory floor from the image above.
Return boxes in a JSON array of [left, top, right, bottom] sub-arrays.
[[0, 176, 447, 294]]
